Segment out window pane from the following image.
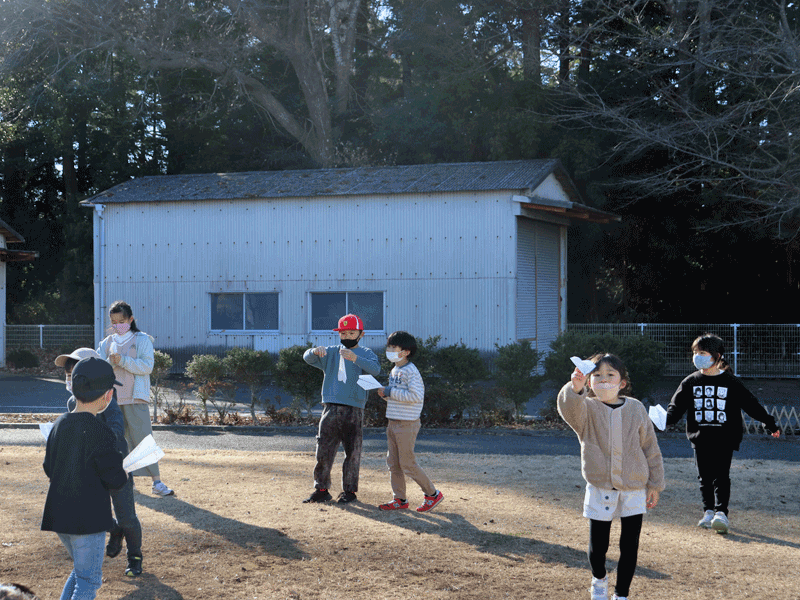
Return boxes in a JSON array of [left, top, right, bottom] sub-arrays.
[[211, 294, 243, 330], [348, 292, 383, 330], [312, 293, 346, 330], [245, 293, 279, 330]]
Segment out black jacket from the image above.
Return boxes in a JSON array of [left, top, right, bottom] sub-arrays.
[[666, 370, 778, 450], [41, 412, 128, 535]]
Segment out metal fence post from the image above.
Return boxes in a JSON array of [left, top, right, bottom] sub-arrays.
[[639, 323, 646, 335], [731, 323, 739, 376], [39, 324, 44, 349]]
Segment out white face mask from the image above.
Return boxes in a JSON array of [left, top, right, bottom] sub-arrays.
[[65, 377, 72, 393], [386, 351, 403, 362], [591, 382, 621, 402]]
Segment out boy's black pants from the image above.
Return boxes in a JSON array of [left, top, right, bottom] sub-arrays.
[[313, 403, 364, 493]]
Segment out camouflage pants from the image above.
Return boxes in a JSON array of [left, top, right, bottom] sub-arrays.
[[313, 403, 364, 493]]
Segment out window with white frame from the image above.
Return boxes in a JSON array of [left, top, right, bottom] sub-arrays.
[[311, 292, 384, 331], [210, 293, 279, 331]]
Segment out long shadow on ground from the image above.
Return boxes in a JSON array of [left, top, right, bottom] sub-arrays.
[[343, 502, 668, 581], [134, 491, 308, 560]]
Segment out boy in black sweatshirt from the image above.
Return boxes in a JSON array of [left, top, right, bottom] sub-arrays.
[[42, 357, 128, 599]]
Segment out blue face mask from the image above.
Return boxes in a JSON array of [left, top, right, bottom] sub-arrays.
[[693, 354, 715, 370]]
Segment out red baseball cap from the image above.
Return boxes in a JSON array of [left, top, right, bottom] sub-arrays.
[[333, 314, 364, 332]]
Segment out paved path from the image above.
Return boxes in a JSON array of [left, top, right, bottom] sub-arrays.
[[3, 425, 797, 462]]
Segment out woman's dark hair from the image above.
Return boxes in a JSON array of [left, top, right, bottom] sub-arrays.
[[0, 583, 40, 600], [109, 300, 140, 333], [692, 333, 730, 371], [387, 331, 417, 359], [586, 353, 632, 397]]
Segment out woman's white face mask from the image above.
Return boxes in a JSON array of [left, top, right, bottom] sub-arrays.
[[589, 365, 625, 403]]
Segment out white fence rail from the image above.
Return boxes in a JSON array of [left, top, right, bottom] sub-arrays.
[[567, 323, 800, 379], [748, 406, 799, 435], [6, 325, 95, 350]]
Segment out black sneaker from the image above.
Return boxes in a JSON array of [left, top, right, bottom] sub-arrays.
[[106, 528, 124, 558], [303, 489, 332, 503], [337, 491, 357, 504], [125, 555, 143, 577]]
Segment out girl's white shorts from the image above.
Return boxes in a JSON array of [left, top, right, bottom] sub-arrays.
[[583, 483, 646, 521]]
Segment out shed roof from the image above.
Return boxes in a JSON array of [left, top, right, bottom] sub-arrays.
[[80, 159, 618, 224], [82, 160, 574, 203]]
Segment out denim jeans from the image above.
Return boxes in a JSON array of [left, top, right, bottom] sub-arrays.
[[110, 474, 143, 557], [56, 531, 106, 600]]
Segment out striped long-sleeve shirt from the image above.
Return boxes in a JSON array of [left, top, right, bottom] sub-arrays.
[[384, 362, 425, 420]]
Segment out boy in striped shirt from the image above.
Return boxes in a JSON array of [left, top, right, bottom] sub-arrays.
[[377, 331, 444, 512]]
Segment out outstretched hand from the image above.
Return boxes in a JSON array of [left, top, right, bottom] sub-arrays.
[[570, 367, 587, 393]]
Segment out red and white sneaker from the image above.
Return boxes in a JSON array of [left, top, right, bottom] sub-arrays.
[[379, 498, 409, 511], [416, 490, 443, 512]]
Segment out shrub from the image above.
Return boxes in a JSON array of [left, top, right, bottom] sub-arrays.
[[274, 344, 323, 422], [494, 340, 543, 420], [185, 354, 227, 421], [413, 336, 489, 424], [150, 350, 174, 420], [6, 349, 39, 369], [542, 330, 666, 416], [223, 347, 274, 421]]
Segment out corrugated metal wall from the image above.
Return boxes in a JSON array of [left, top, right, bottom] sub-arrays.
[[96, 190, 557, 356], [515, 218, 563, 354], [96, 193, 520, 354]]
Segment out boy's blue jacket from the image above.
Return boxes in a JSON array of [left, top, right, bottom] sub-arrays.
[[303, 345, 381, 408]]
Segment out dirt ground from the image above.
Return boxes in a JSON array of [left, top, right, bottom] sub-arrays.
[[1, 444, 797, 600]]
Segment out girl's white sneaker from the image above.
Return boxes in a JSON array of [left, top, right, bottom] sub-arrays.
[[697, 509, 714, 528], [711, 511, 729, 534], [590, 576, 608, 600], [612, 595, 629, 600]]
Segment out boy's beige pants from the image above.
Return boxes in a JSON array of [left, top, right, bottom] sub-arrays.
[[386, 418, 436, 500]]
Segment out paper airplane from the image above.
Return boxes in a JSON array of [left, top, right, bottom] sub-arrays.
[[649, 405, 667, 431], [570, 356, 596, 376], [357, 374, 382, 390], [39, 422, 54, 440], [123, 434, 165, 474]]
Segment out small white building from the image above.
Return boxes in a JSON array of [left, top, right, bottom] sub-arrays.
[[81, 160, 616, 364], [0, 219, 38, 367]]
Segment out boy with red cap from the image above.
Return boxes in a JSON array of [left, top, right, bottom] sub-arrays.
[[302, 314, 380, 504]]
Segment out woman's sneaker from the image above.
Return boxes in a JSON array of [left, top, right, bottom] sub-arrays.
[[590, 575, 608, 600], [711, 511, 729, 534], [416, 490, 443, 512], [379, 498, 409, 510], [152, 481, 174, 496], [697, 510, 715, 528]]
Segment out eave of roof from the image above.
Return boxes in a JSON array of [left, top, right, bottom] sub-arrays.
[[0, 248, 38, 262], [520, 197, 620, 225], [0, 218, 25, 244]]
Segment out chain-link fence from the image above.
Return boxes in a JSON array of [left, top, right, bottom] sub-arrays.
[[6, 325, 95, 351], [567, 323, 800, 378]]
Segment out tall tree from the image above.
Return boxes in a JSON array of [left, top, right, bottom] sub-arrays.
[[0, 0, 368, 168]]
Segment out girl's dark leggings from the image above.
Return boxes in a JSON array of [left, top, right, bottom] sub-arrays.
[[588, 514, 643, 598]]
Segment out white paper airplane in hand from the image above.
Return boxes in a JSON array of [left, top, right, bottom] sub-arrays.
[[570, 356, 596, 376], [648, 405, 667, 431], [123, 434, 165, 474], [357, 375, 382, 390]]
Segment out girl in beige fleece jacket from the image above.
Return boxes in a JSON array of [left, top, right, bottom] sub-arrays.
[[558, 353, 665, 600]]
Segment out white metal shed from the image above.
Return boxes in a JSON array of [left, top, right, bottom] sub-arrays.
[[81, 160, 617, 362]]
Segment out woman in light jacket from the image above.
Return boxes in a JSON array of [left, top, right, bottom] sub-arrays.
[[98, 300, 174, 497]]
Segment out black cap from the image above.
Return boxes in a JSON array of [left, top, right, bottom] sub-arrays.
[[71, 357, 122, 402]]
